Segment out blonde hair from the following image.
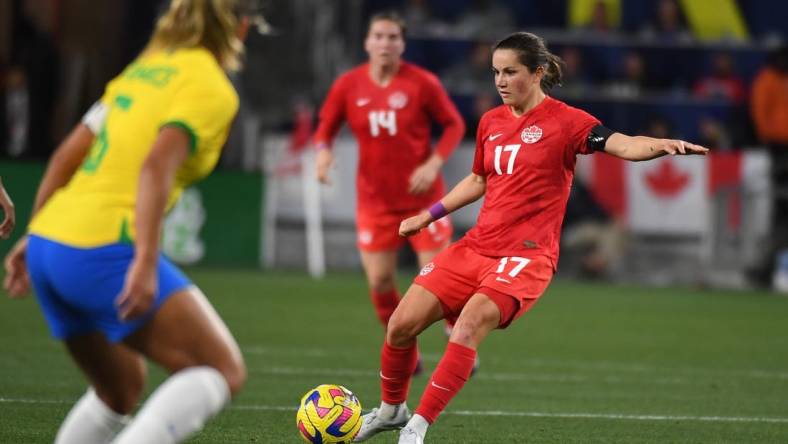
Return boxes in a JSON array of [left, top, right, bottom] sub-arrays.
[[146, 0, 244, 71]]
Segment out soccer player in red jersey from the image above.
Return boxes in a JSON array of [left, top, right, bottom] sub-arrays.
[[354, 32, 708, 444], [313, 12, 465, 337]]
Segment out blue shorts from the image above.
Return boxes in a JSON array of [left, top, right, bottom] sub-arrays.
[[26, 235, 192, 343]]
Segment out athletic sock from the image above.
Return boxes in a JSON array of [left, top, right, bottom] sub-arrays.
[[377, 400, 403, 419], [111, 366, 229, 444], [370, 288, 401, 327], [54, 387, 130, 444], [415, 341, 476, 423], [380, 341, 418, 405]]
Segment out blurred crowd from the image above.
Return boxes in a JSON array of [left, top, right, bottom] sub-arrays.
[[2, 0, 787, 160], [388, 0, 787, 151], [0, 0, 159, 159], [1, 0, 787, 286]]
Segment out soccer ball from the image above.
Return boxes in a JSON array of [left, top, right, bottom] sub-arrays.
[[296, 384, 363, 443]]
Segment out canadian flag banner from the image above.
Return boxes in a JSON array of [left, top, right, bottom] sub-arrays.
[[586, 150, 769, 234], [629, 156, 708, 233]]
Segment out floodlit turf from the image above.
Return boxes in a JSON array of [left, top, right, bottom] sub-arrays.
[[1, 269, 787, 443]]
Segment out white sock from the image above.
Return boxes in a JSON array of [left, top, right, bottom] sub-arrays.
[[111, 366, 230, 444], [55, 387, 131, 444], [378, 401, 408, 419], [407, 414, 429, 437], [378, 401, 405, 419]]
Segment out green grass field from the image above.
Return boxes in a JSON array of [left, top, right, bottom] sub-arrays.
[[1, 269, 787, 443]]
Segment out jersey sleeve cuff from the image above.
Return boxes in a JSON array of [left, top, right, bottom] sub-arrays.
[[161, 120, 198, 155]]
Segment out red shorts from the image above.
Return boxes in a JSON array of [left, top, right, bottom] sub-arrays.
[[356, 210, 453, 252], [414, 240, 554, 328]]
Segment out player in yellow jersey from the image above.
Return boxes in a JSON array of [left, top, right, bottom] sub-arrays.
[[3, 1, 258, 442], [0, 176, 13, 239]]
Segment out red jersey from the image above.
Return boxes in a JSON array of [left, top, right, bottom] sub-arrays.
[[463, 96, 600, 267], [313, 62, 465, 214]]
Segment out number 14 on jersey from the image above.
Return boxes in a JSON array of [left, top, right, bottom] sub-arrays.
[[368, 110, 397, 137]]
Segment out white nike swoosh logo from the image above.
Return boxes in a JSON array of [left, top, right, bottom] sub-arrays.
[[495, 277, 511, 283], [488, 133, 503, 141], [356, 98, 371, 107], [430, 381, 451, 392], [380, 372, 396, 381]]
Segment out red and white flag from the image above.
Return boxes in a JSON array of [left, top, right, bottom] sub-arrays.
[[585, 151, 769, 234]]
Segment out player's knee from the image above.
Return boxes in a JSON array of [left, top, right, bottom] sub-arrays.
[[163, 344, 246, 396], [219, 354, 247, 397], [367, 273, 396, 293], [386, 312, 418, 347]]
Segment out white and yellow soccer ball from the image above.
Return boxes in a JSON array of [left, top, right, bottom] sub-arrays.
[[296, 384, 363, 443]]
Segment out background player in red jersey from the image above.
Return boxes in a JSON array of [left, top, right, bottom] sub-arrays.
[[313, 12, 465, 338], [0, 177, 14, 239], [353, 32, 708, 444]]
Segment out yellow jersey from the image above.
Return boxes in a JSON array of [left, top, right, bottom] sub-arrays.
[[29, 47, 239, 247]]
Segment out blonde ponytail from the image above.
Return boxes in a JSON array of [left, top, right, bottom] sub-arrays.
[[146, 0, 244, 71]]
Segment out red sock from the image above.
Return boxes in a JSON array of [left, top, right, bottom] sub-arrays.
[[380, 341, 418, 404], [370, 289, 401, 327], [415, 341, 476, 423]]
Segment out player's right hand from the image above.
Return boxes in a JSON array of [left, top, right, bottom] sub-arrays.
[[0, 179, 15, 239], [315, 148, 334, 185], [3, 236, 30, 298], [399, 211, 432, 237], [116, 258, 158, 321]]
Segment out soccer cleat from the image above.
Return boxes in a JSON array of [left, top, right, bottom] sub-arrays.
[[353, 404, 411, 442], [398, 426, 425, 444]]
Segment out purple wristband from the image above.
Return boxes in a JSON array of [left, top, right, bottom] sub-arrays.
[[428, 202, 448, 220]]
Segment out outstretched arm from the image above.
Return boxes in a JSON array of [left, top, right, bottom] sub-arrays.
[[603, 132, 708, 161], [400, 173, 486, 236]]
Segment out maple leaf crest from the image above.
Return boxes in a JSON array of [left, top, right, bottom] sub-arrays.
[[644, 159, 690, 197]]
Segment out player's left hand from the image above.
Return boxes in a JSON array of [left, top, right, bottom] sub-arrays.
[[409, 158, 441, 194], [656, 139, 709, 156], [316, 147, 335, 185], [0, 179, 15, 239], [399, 211, 432, 237], [3, 236, 30, 298], [116, 258, 158, 321]]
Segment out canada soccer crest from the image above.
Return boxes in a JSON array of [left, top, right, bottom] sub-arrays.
[[358, 230, 373, 245], [521, 125, 542, 144], [388, 91, 408, 109]]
